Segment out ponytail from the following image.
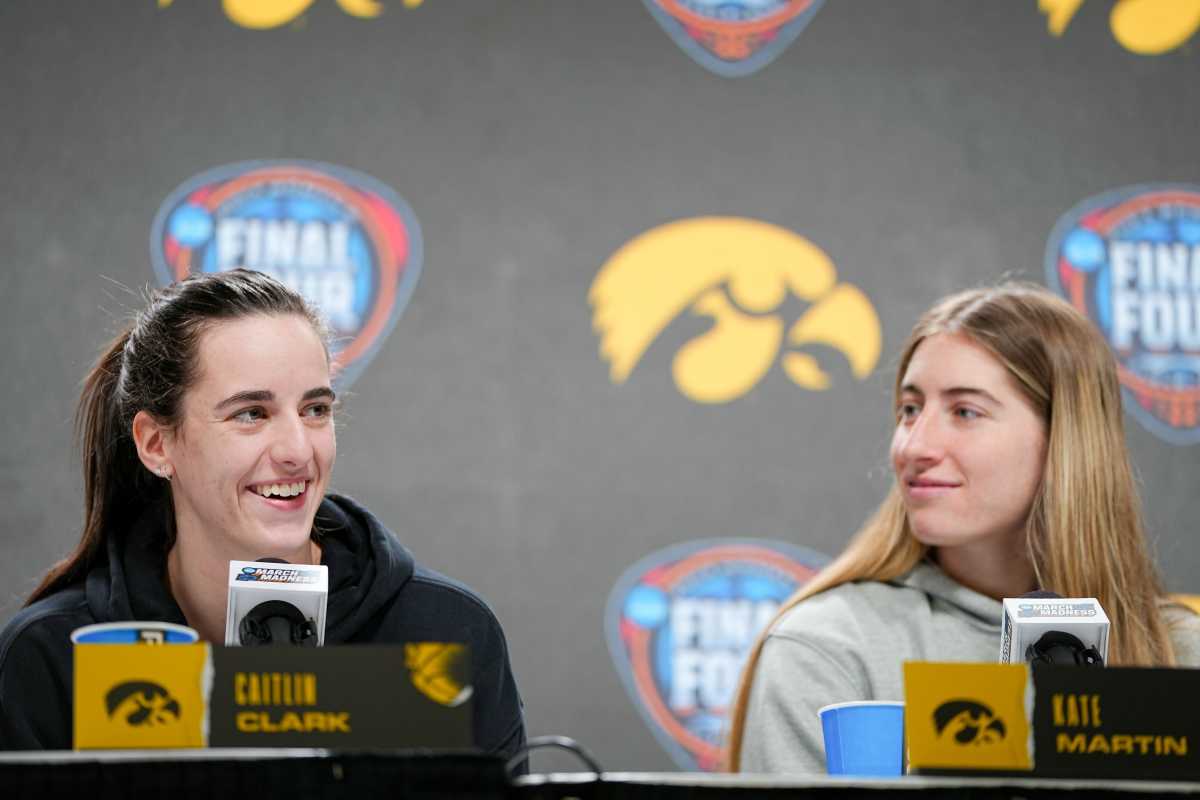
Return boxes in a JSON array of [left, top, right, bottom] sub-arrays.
[[27, 329, 158, 604]]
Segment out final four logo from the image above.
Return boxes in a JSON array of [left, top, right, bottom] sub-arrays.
[[151, 160, 422, 389], [642, 0, 824, 77], [605, 539, 827, 770], [1046, 185, 1200, 445]]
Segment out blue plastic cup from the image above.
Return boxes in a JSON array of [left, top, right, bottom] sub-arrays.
[[70, 621, 200, 645], [818, 701, 905, 776]]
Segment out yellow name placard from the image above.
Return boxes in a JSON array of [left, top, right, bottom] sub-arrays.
[[904, 661, 1032, 771], [74, 643, 208, 749]]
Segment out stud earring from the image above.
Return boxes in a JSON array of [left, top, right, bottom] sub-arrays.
[[157, 465, 172, 480]]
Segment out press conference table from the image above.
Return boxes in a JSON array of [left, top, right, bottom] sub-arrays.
[[4, 749, 1200, 800], [516, 771, 1200, 799]]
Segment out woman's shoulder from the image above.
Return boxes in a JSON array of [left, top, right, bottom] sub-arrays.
[[769, 574, 922, 642], [771, 562, 999, 642], [0, 586, 91, 668], [407, 563, 505, 627]]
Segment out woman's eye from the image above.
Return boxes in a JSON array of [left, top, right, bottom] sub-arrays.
[[232, 407, 265, 424], [955, 407, 981, 420], [897, 403, 920, 421]]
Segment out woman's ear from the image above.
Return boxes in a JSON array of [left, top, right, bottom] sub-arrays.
[[131, 410, 174, 480]]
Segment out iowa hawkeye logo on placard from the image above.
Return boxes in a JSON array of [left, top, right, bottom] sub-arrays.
[[590, 217, 880, 404], [151, 160, 422, 390], [933, 699, 1007, 746], [1046, 184, 1200, 444], [605, 539, 828, 770], [106, 681, 183, 727]]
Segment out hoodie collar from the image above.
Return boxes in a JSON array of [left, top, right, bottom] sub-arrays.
[[312, 494, 415, 643], [86, 494, 415, 642], [890, 560, 1003, 629]]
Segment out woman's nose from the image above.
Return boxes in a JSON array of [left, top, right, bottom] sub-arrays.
[[270, 416, 312, 466], [896, 409, 945, 465]]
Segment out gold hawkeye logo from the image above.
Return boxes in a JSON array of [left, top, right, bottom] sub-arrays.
[[157, 0, 425, 30], [405, 643, 472, 707], [1041, 0, 1200, 55], [589, 217, 880, 404]]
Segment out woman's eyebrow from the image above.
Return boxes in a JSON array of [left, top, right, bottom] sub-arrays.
[[215, 387, 335, 411], [942, 386, 1002, 405], [302, 387, 336, 402], [214, 389, 273, 411], [899, 384, 1002, 406]]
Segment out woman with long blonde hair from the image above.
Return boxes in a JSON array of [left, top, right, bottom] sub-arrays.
[[728, 283, 1200, 774]]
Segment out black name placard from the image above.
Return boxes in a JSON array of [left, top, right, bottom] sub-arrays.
[[209, 644, 472, 749], [1033, 665, 1200, 780]]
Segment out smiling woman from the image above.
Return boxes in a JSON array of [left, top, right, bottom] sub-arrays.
[[726, 282, 1200, 775], [132, 312, 337, 642], [0, 270, 525, 757]]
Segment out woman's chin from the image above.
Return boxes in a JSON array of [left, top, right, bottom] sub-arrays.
[[240, 525, 319, 563]]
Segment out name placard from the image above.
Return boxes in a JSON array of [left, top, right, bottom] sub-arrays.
[[1033, 665, 1200, 780], [209, 645, 472, 748], [904, 662, 1032, 773], [73, 643, 471, 750]]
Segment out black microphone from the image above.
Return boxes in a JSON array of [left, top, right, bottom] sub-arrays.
[[1000, 591, 1109, 667], [224, 558, 329, 647]]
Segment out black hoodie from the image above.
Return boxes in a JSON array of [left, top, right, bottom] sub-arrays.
[[0, 494, 525, 757]]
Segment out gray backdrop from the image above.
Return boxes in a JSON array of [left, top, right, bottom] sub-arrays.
[[2, 0, 1198, 772]]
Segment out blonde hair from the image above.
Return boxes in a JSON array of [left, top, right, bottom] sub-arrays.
[[726, 283, 1176, 770]]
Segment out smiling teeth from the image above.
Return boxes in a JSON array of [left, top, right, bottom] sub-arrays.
[[255, 481, 306, 498]]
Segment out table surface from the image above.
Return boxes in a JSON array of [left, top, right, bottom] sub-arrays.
[[517, 770, 1200, 793], [3, 750, 1200, 793]]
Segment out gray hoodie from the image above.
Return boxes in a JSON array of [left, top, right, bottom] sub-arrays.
[[738, 561, 1200, 775]]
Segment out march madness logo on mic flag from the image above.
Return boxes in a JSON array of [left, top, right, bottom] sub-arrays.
[[605, 539, 828, 770], [642, 0, 824, 78], [151, 160, 422, 390], [1045, 184, 1200, 444]]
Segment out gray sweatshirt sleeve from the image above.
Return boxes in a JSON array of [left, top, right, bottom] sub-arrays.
[[739, 630, 867, 775]]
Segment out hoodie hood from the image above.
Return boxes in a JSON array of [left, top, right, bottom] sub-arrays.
[[889, 560, 1002, 630], [85, 493, 415, 643], [314, 494, 415, 642]]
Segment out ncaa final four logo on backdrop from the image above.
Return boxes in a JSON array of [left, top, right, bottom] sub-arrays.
[[642, 0, 824, 77], [1046, 184, 1200, 444], [590, 217, 880, 404], [151, 160, 422, 389], [605, 539, 828, 770]]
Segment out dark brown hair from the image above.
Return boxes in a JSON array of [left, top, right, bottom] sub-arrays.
[[27, 269, 326, 605]]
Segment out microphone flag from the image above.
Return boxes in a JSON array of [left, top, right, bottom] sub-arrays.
[[1000, 597, 1109, 665], [224, 560, 329, 647]]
